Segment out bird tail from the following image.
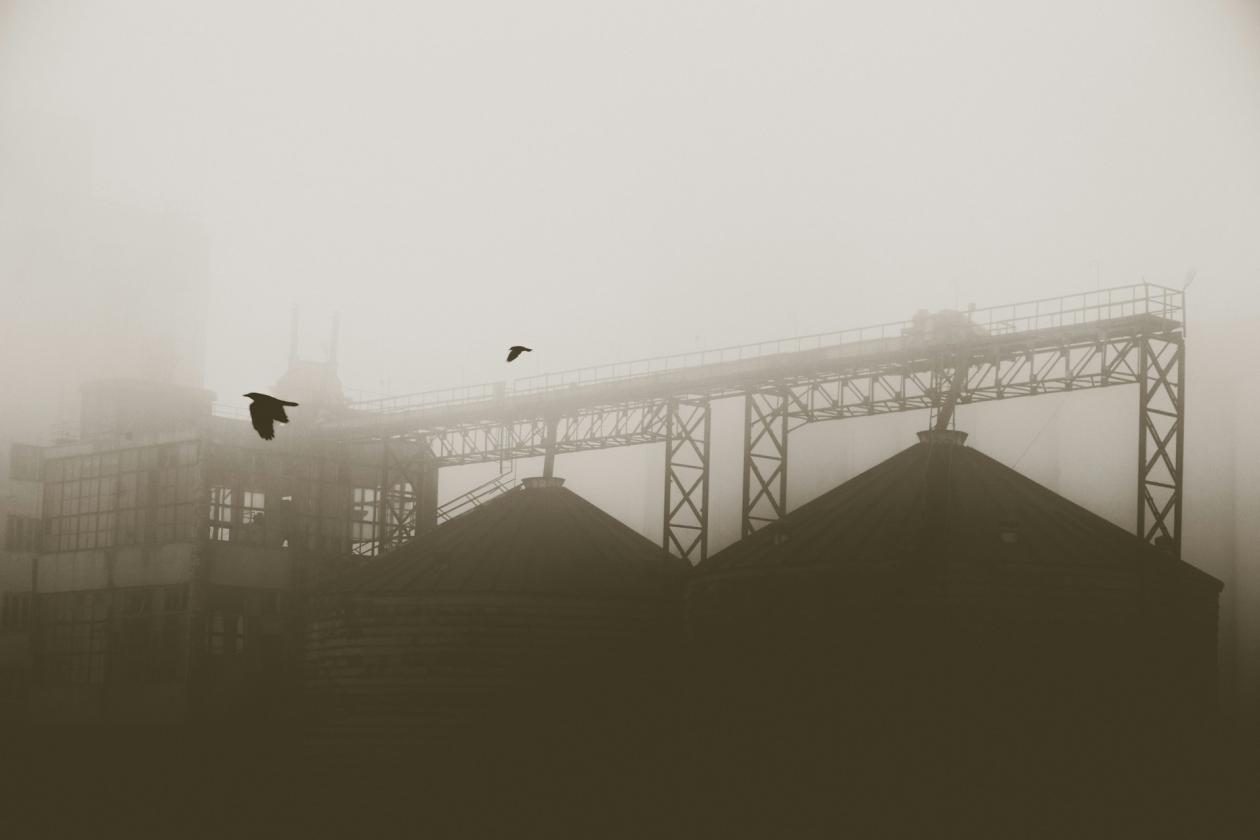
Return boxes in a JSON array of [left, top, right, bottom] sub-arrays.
[[279, 400, 299, 406]]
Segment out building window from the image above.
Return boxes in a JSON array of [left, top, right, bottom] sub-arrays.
[[209, 486, 232, 541], [208, 612, 244, 655], [241, 491, 265, 525], [1, 592, 32, 631], [239, 490, 266, 545], [42, 443, 200, 552], [39, 592, 108, 685], [111, 587, 186, 683], [4, 515, 39, 552], [351, 487, 379, 556]]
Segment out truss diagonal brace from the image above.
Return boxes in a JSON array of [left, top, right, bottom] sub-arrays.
[[742, 386, 790, 538], [663, 397, 711, 564], [378, 437, 438, 554], [1136, 335, 1185, 554]]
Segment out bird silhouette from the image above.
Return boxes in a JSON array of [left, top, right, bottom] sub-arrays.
[[243, 392, 299, 441], [506, 345, 532, 362]]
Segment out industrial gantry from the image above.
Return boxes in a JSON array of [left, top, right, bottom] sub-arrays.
[[315, 282, 1185, 564]]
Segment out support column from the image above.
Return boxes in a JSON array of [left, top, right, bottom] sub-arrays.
[[663, 397, 711, 563], [742, 387, 790, 538], [542, 416, 559, 478], [378, 438, 438, 551], [1136, 334, 1185, 553]]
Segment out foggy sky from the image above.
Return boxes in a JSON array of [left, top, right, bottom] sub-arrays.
[[3, 1, 1260, 720]]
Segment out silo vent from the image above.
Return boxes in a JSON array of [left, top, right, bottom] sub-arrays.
[[522, 476, 566, 490], [917, 429, 969, 446]]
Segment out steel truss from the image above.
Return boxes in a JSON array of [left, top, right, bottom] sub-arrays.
[[377, 438, 434, 553], [781, 333, 1148, 424], [1137, 335, 1184, 550], [317, 285, 1186, 559], [742, 387, 790, 538], [664, 398, 711, 562]]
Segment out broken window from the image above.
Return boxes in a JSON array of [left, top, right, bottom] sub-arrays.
[[238, 490, 266, 545], [241, 490, 265, 525]]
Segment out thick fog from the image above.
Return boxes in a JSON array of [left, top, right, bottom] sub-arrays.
[[2, 1, 1260, 726]]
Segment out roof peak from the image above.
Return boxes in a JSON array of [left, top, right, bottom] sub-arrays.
[[917, 429, 969, 446]]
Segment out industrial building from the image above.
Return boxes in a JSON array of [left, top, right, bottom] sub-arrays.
[[0, 346, 444, 726], [0, 283, 1227, 836]]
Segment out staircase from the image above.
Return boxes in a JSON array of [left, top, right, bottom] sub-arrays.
[[434, 466, 516, 525]]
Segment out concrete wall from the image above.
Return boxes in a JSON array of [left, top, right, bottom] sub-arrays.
[[35, 543, 197, 593], [206, 544, 292, 589]]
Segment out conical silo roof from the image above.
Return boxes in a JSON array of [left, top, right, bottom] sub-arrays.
[[699, 430, 1220, 591], [327, 476, 689, 595]]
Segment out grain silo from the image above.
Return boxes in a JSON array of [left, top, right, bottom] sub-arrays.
[[686, 429, 1222, 837], [303, 475, 689, 805]]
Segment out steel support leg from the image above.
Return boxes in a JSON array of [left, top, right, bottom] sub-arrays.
[[379, 438, 437, 553], [663, 397, 711, 563], [742, 387, 789, 538], [1136, 334, 1185, 553]]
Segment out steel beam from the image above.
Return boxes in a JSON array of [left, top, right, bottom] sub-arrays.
[[742, 387, 790, 538], [377, 437, 437, 554], [1136, 334, 1185, 553], [790, 335, 1144, 423], [663, 397, 711, 563]]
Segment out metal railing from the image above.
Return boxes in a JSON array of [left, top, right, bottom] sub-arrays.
[[435, 466, 517, 523], [346, 381, 506, 416], [342, 282, 1183, 417]]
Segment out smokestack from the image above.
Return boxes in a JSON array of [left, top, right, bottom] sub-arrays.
[[289, 305, 300, 367]]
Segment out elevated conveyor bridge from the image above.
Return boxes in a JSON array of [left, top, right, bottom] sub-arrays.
[[319, 283, 1185, 564]]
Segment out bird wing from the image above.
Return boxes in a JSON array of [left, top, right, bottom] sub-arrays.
[[507, 346, 531, 362], [248, 402, 277, 441], [276, 406, 291, 424]]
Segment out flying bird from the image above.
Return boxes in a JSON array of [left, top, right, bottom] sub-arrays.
[[506, 345, 532, 362], [243, 392, 299, 441]]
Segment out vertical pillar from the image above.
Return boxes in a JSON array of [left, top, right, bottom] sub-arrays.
[[379, 437, 437, 549], [663, 397, 711, 563], [1137, 334, 1185, 553], [742, 386, 790, 538], [542, 416, 559, 478]]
